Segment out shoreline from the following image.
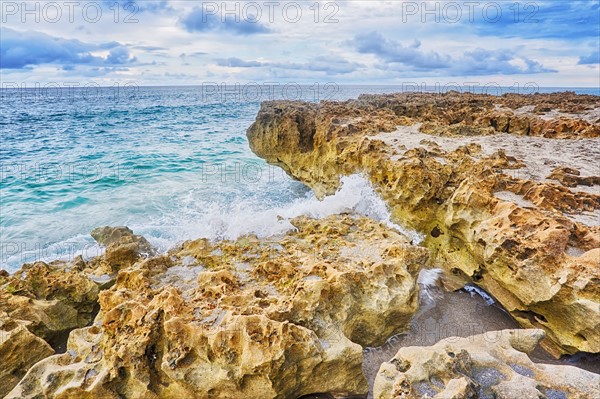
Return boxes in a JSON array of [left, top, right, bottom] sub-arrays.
[[2, 91, 599, 398]]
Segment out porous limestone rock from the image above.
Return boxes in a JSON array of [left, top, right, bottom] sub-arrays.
[[547, 166, 600, 187], [90, 225, 156, 272], [7, 215, 428, 399], [246, 92, 600, 356], [0, 226, 155, 395], [373, 329, 600, 399], [0, 314, 54, 398], [0, 261, 100, 348]]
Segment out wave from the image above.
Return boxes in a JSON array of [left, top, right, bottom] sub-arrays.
[[2, 175, 423, 272], [134, 174, 424, 252]]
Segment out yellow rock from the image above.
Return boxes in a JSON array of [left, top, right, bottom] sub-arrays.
[[7, 215, 428, 398], [373, 329, 600, 399], [0, 315, 54, 397], [247, 92, 600, 356]]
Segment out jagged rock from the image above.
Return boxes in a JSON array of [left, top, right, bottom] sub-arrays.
[[373, 329, 600, 399], [0, 314, 54, 398], [246, 92, 600, 356], [0, 261, 100, 348], [7, 215, 428, 399], [0, 226, 153, 395], [91, 226, 156, 272], [547, 166, 600, 187]]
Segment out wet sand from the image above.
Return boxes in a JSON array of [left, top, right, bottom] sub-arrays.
[[327, 272, 600, 399]]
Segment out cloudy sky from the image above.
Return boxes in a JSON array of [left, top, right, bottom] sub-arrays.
[[1, 0, 599, 87]]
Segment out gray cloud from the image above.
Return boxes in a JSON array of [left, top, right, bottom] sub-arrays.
[[216, 57, 265, 67], [182, 8, 270, 35], [350, 31, 556, 76], [215, 55, 363, 75], [351, 32, 450, 70], [578, 51, 600, 65], [1, 28, 136, 69]]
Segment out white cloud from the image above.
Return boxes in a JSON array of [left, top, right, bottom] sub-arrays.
[[0, 0, 597, 86]]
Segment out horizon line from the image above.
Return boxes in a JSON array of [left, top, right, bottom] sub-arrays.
[[1, 84, 599, 90]]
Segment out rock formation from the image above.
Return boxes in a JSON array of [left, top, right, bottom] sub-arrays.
[[247, 92, 600, 357], [0, 315, 53, 397], [6, 215, 428, 399], [0, 226, 156, 396], [373, 329, 600, 399], [90, 226, 157, 272], [2, 92, 599, 398], [0, 261, 100, 350]]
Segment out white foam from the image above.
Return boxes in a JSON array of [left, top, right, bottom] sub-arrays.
[[463, 284, 496, 305], [137, 174, 423, 252], [417, 268, 443, 288], [417, 268, 444, 305], [1, 233, 104, 271], [2, 174, 423, 271]]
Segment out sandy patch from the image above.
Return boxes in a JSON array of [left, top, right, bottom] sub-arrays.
[[493, 191, 536, 208], [373, 123, 600, 195]]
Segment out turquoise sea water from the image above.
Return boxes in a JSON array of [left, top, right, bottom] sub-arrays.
[[1, 85, 598, 271]]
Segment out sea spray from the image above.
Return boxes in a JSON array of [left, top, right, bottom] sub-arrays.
[[417, 268, 444, 304], [2, 174, 423, 270], [136, 174, 424, 252], [463, 284, 496, 306]]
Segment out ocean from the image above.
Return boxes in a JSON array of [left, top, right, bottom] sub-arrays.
[[1, 85, 598, 271]]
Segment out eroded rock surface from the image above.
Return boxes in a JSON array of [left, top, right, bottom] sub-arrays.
[[7, 215, 428, 399], [247, 92, 600, 356], [0, 261, 100, 349], [0, 315, 54, 397], [373, 329, 600, 399], [0, 226, 156, 395], [90, 226, 156, 272]]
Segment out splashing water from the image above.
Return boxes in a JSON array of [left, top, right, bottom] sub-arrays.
[[142, 174, 422, 246], [1, 173, 421, 270], [1, 86, 426, 272]]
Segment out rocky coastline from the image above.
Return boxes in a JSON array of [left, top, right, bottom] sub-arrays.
[[1, 92, 599, 398], [247, 91, 600, 358]]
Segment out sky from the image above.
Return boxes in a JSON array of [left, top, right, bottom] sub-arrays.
[[1, 0, 599, 87]]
